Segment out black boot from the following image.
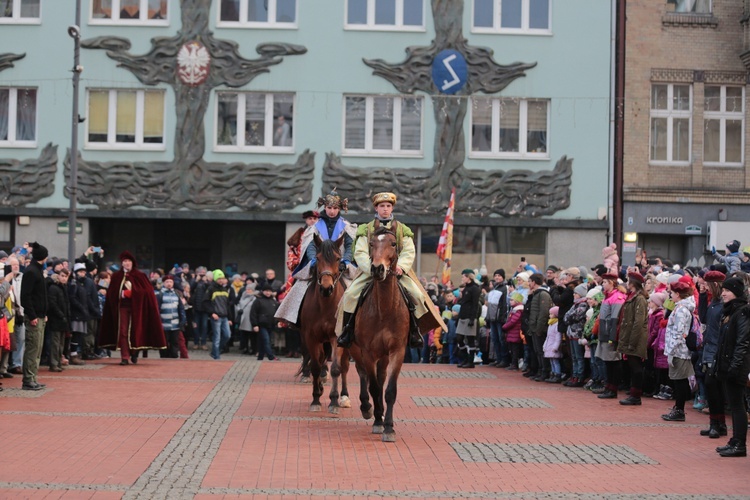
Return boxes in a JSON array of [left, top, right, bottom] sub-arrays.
[[701, 419, 727, 438], [408, 312, 424, 349], [719, 442, 747, 457], [337, 312, 355, 348]]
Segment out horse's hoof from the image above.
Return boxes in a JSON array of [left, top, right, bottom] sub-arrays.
[[299, 376, 310, 384], [309, 404, 322, 412], [328, 405, 339, 415], [362, 408, 374, 419], [382, 433, 396, 443], [339, 395, 351, 408], [372, 425, 384, 434]]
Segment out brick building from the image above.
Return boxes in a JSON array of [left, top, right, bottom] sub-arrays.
[[623, 0, 750, 265]]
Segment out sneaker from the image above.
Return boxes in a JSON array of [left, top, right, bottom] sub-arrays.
[[693, 397, 707, 411], [21, 382, 44, 391], [563, 377, 578, 387], [591, 384, 607, 394], [661, 407, 686, 422]]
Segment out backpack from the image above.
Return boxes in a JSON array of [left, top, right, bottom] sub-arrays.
[[685, 314, 703, 352]]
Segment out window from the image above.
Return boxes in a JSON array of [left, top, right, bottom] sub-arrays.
[[669, 0, 711, 14], [0, 0, 40, 23], [704, 86, 743, 166], [0, 88, 37, 147], [346, 0, 424, 30], [215, 92, 294, 152], [218, 0, 297, 27], [473, 0, 550, 34], [470, 97, 548, 158], [343, 95, 423, 156], [650, 84, 691, 164], [91, 0, 168, 24], [86, 89, 165, 149]]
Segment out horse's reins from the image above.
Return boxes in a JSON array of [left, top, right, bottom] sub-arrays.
[[371, 229, 398, 278], [317, 269, 342, 288]]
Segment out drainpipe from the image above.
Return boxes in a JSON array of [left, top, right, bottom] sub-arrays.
[[613, 0, 626, 250]]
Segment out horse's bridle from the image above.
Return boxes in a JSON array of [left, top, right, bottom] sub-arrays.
[[317, 269, 342, 288], [371, 229, 398, 278]]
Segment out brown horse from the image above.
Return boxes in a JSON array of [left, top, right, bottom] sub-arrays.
[[298, 233, 350, 413], [349, 221, 410, 442]]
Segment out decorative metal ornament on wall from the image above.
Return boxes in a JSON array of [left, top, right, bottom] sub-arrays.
[[0, 53, 58, 207], [0, 144, 58, 207], [74, 0, 311, 211], [324, 0, 572, 216]]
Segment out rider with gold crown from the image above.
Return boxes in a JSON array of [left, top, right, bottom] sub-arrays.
[[276, 189, 357, 326], [336, 192, 444, 349]]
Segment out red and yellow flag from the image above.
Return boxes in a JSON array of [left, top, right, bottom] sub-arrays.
[[436, 188, 455, 285]]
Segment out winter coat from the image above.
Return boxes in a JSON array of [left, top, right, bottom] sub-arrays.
[[664, 295, 695, 360], [700, 298, 723, 367], [596, 288, 626, 361], [156, 288, 186, 331], [68, 277, 90, 322], [206, 282, 232, 319], [617, 291, 649, 359], [20, 260, 46, 321], [563, 297, 589, 340], [527, 288, 552, 336], [192, 280, 209, 313], [583, 304, 601, 346], [550, 284, 575, 334], [715, 298, 750, 385], [237, 292, 256, 331], [486, 283, 508, 324], [250, 295, 279, 329], [458, 281, 481, 321], [543, 321, 562, 358], [46, 278, 70, 332], [83, 275, 101, 319], [712, 251, 741, 275], [501, 304, 524, 344], [647, 308, 668, 369]]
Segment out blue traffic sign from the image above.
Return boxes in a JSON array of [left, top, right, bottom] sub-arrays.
[[431, 50, 468, 95]]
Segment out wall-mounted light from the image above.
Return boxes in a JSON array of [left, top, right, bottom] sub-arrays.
[[623, 232, 638, 243], [17, 216, 30, 226]]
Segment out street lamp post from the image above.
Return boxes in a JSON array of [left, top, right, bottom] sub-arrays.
[[67, 0, 82, 262]]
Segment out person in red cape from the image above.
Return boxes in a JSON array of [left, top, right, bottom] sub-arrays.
[[99, 251, 166, 365]]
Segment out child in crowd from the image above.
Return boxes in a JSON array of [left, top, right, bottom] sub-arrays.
[[647, 292, 672, 400], [583, 288, 604, 391], [502, 292, 525, 370], [543, 306, 563, 383]]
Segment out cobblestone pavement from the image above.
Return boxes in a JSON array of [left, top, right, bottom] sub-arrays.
[[1, 351, 749, 499]]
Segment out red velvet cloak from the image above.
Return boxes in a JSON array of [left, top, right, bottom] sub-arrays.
[[99, 265, 166, 350]]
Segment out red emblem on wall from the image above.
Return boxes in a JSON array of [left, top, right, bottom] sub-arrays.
[[177, 41, 210, 86]]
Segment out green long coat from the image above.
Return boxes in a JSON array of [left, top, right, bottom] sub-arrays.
[[617, 292, 649, 359]]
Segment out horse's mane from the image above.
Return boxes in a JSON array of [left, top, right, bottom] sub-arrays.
[[317, 238, 341, 263], [372, 224, 396, 237]]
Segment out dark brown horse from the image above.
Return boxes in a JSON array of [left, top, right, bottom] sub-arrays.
[[349, 221, 410, 442], [298, 233, 350, 413]]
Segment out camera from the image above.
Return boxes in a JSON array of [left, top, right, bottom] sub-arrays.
[[521, 257, 526, 262]]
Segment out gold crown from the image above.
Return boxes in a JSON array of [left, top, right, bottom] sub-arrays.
[[372, 192, 396, 207], [317, 188, 348, 212]]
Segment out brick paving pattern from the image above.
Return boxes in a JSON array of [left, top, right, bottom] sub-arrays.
[[451, 442, 657, 464], [1, 354, 749, 499], [413, 396, 552, 408]]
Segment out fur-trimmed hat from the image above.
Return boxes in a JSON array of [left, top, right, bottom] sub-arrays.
[[372, 192, 397, 207], [317, 188, 348, 212]]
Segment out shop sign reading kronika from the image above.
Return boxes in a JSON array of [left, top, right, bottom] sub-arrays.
[[646, 216, 683, 224]]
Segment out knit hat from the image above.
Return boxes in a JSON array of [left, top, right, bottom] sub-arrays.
[[510, 292, 524, 304], [562, 267, 581, 278], [602, 243, 617, 258], [260, 283, 273, 291], [231, 274, 242, 282], [649, 292, 668, 308], [31, 242, 48, 261], [574, 284, 588, 297], [213, 269, 226, 280], [577, 266, 589, 279], [516, 271, 530, 282], [546, 265, 560, 273], [549, 306, 559, 318], [85, 260, 97, 273], [726, 240, 741, 254], [493, 269, 505, 279], [162, 274, 174, 283], [721, 277, 746, 298], [0, 250, 7, 259], [704, 270, 726, 282], [655, 271, 670, 284], [667, 273, 682, 285], [73, 263, 86, 272], [462, 268, 476, 279], [586, 286, 603, 299]]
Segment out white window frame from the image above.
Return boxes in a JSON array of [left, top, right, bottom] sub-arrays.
[[703, 85, 744, 167], [84, 88, 167, 151], [0, 0, 41, 24], [472, 0, 552, 35], [89, 0, 169, 26], [217, 0, 298, 29], [469, 97, 550, 160], [671, 0, 712, 14], [342, 95, 424, 158], [344, 0, 426, 32], [649, 83, 692, 166], [0, 87, 38, 148], [214, 92, 295, 153]]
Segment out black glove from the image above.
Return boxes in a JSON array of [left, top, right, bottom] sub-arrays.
[[468, 319, 475, 327], [339, 261, 347, 272]]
